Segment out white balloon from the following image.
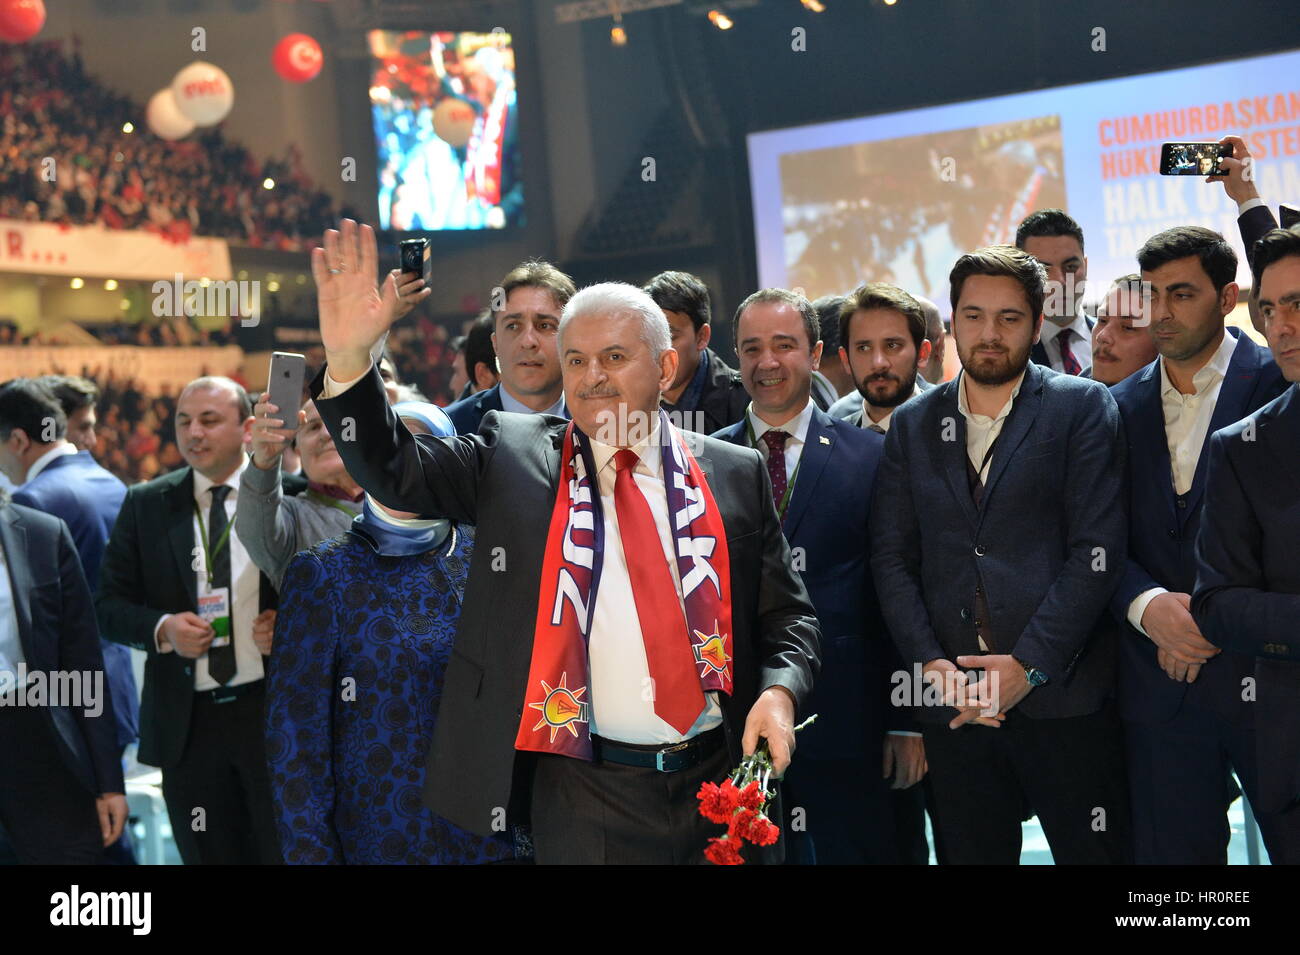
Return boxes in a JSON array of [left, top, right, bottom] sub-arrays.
[[171, 61, 234, 126], [146, 88, 195, 141]]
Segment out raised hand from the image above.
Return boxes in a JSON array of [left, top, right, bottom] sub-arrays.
[[311, 219, 391, 380]]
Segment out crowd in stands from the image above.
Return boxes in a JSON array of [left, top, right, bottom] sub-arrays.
[[0, 39, 350, 250]]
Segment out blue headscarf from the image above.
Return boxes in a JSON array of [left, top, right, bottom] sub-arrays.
[[353, 401, 455, 556]]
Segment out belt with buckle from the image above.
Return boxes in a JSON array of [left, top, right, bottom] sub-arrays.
[[592, 726, 725, 773], [194, 679, 264, 705]]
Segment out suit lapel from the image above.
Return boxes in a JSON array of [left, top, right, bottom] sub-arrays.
[[0, 508, 34, 664], [1185, 332, 1263, 515], [782, 410, 834, 539], [167, 468, 199, 611], [1130, 361, 1176, 514], [936, 379, 980, 529], [977, 364, 1043, 514]]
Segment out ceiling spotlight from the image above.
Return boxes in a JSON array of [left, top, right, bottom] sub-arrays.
[[104, 279, 118, 291], [883, 0, 897, 5], [801, 0, 826, 11], [70, 277, 84, 289], [121, 122, 134, 134], [611, 23, 627, 45], [263, 178, 275, 190], [707, 9, 733, 29]]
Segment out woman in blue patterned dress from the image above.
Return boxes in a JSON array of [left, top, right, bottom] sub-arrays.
[[265, 403, 524, 864]]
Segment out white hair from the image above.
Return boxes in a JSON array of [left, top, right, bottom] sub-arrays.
[[558, 282, 672, 358]]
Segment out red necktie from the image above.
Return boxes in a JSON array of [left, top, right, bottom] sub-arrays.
[[761, 430, 790, 516], [613, 449, 706, 735], [1058, 329, 1082, 376]]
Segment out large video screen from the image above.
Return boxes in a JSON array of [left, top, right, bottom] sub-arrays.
[[368, 30, 524, 231], [748, 48, 1300, 309]]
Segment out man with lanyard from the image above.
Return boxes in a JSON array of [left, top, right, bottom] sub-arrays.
[[713, 288, 924, 863], [97, 377, 283, 864]]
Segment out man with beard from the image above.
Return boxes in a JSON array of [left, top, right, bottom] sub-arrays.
[[827, 283, 935, 431], [870, 245, 1130, 864], [1114, 227, 1289, 863], [1088, 275, 1157, 386]]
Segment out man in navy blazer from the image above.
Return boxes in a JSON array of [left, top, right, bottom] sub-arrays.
[[0, 380, 141, 833], [871, 246, 1130, 864], [0, 494, 127, 862], [443, 260, 573, 433], [714, 288, 923, 864], [1110, 226, 1289, 864], [1017, 210, 1095, 376], [1193, 225, 1300, 864]]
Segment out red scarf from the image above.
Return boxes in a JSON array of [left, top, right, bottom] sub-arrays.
[[515, 413, 734, 760]]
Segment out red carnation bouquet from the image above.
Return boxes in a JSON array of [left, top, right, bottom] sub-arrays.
[[697, 714, 817, 865]]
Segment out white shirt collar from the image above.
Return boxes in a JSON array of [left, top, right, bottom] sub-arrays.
[[1158, 329, 1238, 399], [193, 456, 248, 503], [957, 368, 1027, 423], [1038, 312, 1092, 344], [589, 420, 665, 480], [746, 397, 816, 447], [499, 385, 565, 417], [24, 441, 78, 483]]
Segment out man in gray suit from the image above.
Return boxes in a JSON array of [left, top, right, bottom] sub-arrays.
[[828, 283, 935, 431], [870, 245, 1130, 864]]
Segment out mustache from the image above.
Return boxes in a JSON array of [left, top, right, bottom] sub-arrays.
[[577, 388, 620, 399]]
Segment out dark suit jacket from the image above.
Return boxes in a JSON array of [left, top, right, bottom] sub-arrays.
[[1110, 331, 1288, 725], [443, 382, 505, 435], [1238, 203, 1279, 267], [1193, 384, 1300, 812], [95, 465, 282, 769], [665, 347, 750, 436], [311, 365, 821, 843], [1031, 315, 1096, 370], [2, 502, 124, 796], [14, 451, 139, 750], [713, 406, 911, 759], [870, 361, 1126, 722]]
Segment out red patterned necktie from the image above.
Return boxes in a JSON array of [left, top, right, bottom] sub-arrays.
[[761, 429, 790, 516], [1058, 329, 1082, 376], [612, 449, 705, 734]]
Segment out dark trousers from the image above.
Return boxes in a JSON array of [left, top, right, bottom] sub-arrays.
[[161, 683, 281, 865], [921, 703, 1132, 864], [0, 701, 103, 864], [781, 753, 929, 864], [530, 733, 731, 864], [1126, 704, 1300, 865]]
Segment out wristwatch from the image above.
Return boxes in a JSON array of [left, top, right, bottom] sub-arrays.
[[1013, 657, 1049, 687]]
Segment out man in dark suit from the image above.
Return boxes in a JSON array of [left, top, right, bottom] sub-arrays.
[[1, 377, 139, 863], [644, 270, 750, 434], [1016, 210, 1095, 375], [443, 260, 573, 433], [827, 283, 936, 429], [1193, 224, 1300, 864], [871, 245, 1130, 864], [1110, 226, 1289, 864], [712, 288, 923, 864], [310, 220, 820, 864], [0, 495, 127, 863], [97, 376, 283, 864]]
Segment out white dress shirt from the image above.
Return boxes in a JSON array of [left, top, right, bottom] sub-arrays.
[[1038, 313, 1093, 373], [586, 424, 723, 743], [24, 441, 78, 483], [1126, 331, 1238, 636], [154, 459, 264, 689], [861, 380, 925, 434], [746, 398, 815, 481], [956, 369, 1026, 484], [324, 364, 721, 744]]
